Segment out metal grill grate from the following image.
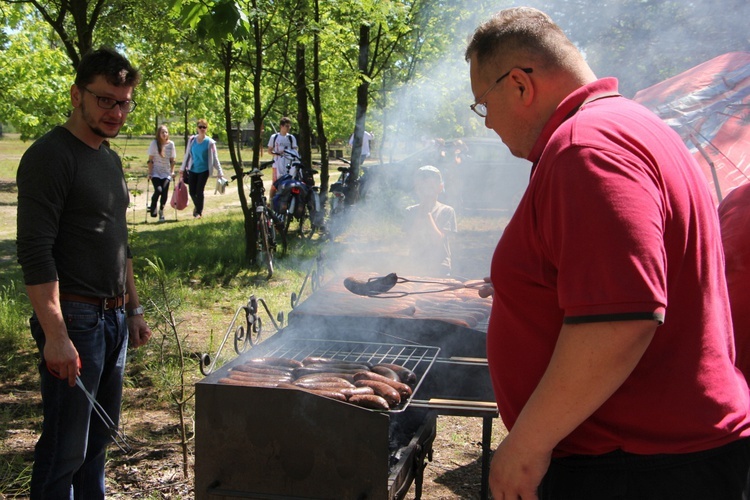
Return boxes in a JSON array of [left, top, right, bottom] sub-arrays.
[[236, 338, 441, 412]]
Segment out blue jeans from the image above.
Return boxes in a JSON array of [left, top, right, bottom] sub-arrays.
[[30, 301, 129, 500]]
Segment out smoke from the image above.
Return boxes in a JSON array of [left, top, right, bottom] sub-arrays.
[[317, 0, 750, 281]]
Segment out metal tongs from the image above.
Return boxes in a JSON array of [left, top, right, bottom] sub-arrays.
[[75, 376, 132, 453], [343, 272, 484, 298]]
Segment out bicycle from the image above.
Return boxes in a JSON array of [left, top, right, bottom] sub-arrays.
[[327, 156, 369, 238], [272, 149, 323, 253], [230, 160, 277, 278]]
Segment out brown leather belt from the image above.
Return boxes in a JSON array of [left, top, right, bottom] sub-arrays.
[[59, 293, 129, 310]]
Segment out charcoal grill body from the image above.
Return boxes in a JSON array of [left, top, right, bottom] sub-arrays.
[[196, 279, 498, 500], [196, 336, 438, 499]]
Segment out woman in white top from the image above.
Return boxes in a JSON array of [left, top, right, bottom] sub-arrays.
[[147, 124, 176, 221]]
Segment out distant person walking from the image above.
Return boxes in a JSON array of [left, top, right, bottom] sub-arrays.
[[179, 119, 224, 219], [267, 117, 297, 199], [147, 124, 176, 221], [349, 130, 374, 166]]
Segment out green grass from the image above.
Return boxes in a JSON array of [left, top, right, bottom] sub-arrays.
[[0, 132, 511, 497], [0, 131, 333, 497], [0, 130, 323, 410]]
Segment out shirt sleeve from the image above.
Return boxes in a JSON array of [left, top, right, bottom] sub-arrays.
[[543, 146, 667, 321], [16, 142, 73, 285]]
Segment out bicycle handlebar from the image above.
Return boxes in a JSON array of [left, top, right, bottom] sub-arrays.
[[229, 161, 274, 182]]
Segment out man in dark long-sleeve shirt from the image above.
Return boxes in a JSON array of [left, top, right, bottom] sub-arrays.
[[16, 47, 152, 500]]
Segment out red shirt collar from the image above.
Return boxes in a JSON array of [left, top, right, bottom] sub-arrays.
[[527, 77, 620, 163]]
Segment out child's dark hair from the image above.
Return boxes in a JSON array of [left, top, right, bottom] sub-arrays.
[[74, 47, 141, 89]]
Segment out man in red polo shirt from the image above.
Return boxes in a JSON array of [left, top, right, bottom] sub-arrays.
[[466, 7, 750, 499], [719, 183, 750, 382]]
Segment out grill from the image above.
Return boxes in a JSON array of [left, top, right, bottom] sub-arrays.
[[196, 274, 498, 500]]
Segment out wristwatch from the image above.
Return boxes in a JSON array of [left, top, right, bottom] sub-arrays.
[[126, 305, 144, 318]]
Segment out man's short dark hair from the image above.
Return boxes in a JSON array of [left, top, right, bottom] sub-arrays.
[[74, 47, 141, 89], [280, 117, 292, 127]]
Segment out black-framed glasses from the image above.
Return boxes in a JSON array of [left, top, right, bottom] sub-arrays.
[[470, 67, 533, 118], [81, 87, 137, 113]]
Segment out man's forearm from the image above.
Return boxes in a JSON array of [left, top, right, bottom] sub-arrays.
[[489, 319, 658, 497], [124, 259, 141, 311], [25, 281, 66, 342]]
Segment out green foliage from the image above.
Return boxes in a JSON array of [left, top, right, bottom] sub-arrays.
[[0, 282, 33, 376], [0, 12, 72, 140]]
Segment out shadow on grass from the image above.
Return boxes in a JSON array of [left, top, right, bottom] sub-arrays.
[[432, 454, 487, 500], [0, 179, 17, 196]]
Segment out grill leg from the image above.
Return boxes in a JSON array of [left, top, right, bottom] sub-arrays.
[[480, 416, 493, 500], [414, 444, 425, 499]]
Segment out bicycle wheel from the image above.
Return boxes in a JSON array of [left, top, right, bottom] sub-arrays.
[[281, 211, 293, 254], [327, 196, 345, 239], [298, 210, 312, 239], [257, 211, 274, 279], [305, 192, 322, 238]]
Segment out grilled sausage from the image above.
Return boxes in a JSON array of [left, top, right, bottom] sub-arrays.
[[228, 371, 293, 384], [354, 380, 401, 407], [278, 383, 347, 402], [373, 363, 417, 386], [218, 377, 281, 388], [247, 356, 303, 369], [303, 361, 373, 371], [293, 366, 364, 379], [340, 386, 375, 398], [370, 365, 400, 381], [302, 357, 372, 368], [301, 356, 334, 365], [353, 371, 412, 399], [294, 372, 356, 383], [293, 379, 355, 390], [348, 394, 390, 411], [234, 364, 294, 376], [343, 273, 399, 296], [293, 375, 353, 384]]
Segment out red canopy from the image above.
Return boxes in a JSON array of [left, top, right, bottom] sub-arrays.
[[634, 52, 750, 205]]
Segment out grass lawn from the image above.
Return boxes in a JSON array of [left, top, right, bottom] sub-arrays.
[[0, 129, 511, 348], [0, 131, 515, 498]]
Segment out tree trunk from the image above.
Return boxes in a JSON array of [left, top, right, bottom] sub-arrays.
[[349, 24, 371, 204], [311, 0, 329, 194], [220, 41, 256, 264], [295, 42, 312, 169]]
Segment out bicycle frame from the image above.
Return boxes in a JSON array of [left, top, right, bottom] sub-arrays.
[[231, 161, 277, 278], [273, 149, 324, 252]]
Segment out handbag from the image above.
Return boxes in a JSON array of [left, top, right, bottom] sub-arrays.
[[170, 180, 189, 210]]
